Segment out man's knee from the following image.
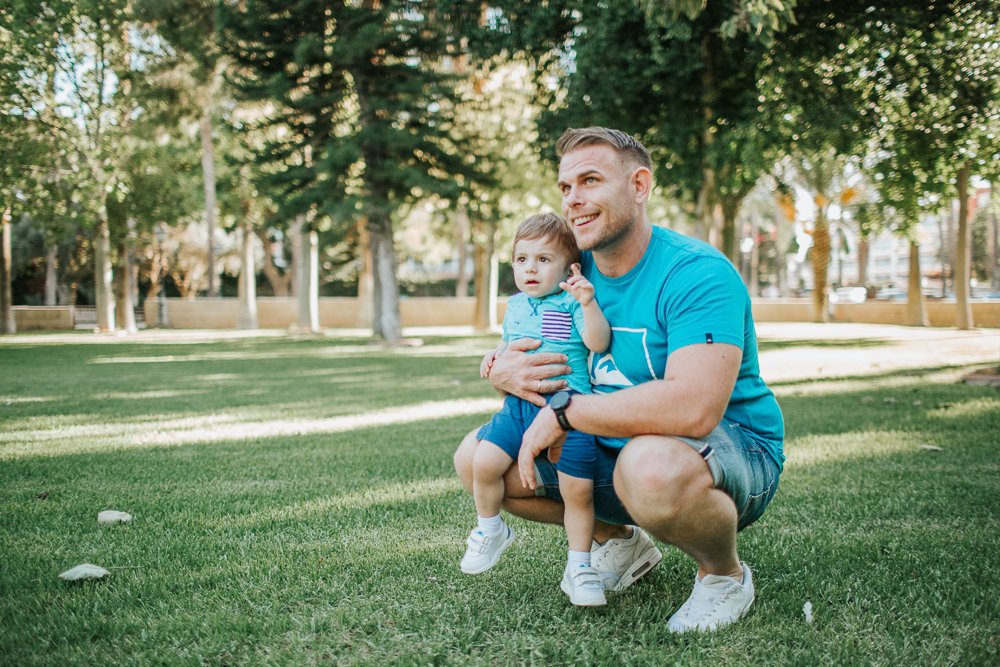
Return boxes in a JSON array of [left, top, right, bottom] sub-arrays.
[[614, 435, 712, 523]]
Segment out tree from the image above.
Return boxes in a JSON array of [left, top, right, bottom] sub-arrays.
[[528, 2, 782, 260], [224, 1, 483, 341], [28, 0, 138, 332], [134, 0, 228, 298], [1, 0, 73, 331], [766, 0, 999, 327]]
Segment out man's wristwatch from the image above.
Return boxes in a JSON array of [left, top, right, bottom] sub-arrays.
[[550, 390, 573, 431]]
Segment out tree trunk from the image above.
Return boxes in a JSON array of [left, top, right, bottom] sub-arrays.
[[720, 195, 740, 263], [455, 204, 470, 297], [811, 204, 831, 323], [473, 223, 498, 331], [945, 200, 956, 295], [0, 206, 15, 334], [290, 215, 303, 298], [694, 32, 718, 244], [991, 207, 999, 292], [368, 209, 401, 342], [200, 110, 219, 297], [255, 229, 292, 297], [295, 220, 319, 333], [94, 216, 116, 332], [356, 218, 373, 329], [955, 164, 974, 329], [905, 239, 928, 327], [115, 238, 137, 334], [856, 235, 869, 286], [45, 244, 58, 305], [237, 221, 258, 330]]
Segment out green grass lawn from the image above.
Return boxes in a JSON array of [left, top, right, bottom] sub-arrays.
[[1, 333, 998, 666]]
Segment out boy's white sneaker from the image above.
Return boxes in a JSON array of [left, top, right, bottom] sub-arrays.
[[460, 525, 515, 574], [667, 562, 755, 633], [560, 564, 607, 606], [591, 526, 663, 592]]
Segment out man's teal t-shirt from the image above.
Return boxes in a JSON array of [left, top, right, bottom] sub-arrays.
[[503, 291, 592, 394], [580, 225, 785, 469]]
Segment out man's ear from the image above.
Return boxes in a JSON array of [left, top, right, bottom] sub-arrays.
[[631, 167, 653, 204]]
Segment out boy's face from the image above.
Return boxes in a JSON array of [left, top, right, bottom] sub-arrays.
[[512, 236, 573, 298]]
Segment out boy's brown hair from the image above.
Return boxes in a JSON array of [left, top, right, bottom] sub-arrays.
[[513, 212, 580, 265]]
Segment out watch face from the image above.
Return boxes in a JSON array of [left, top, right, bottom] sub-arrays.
[[551, 391, 570, 411]]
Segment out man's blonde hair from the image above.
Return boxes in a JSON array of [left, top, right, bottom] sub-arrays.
[[556, 126, 653, 172], [513, 212, 580, 265]]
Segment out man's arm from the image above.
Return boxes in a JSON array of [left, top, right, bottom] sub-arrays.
[[518, 343, 740, 489], [569, 342, 739, 438], [487, 337, 573, 407]]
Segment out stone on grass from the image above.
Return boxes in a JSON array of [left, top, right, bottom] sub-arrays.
[[803, 601, 814, 624], [59, 564, 110, 581], [98, 510, 133, 524]]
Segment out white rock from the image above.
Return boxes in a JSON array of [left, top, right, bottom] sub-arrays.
[[98, 510, 133, 524], [59, 564, 110, 581], [803, 600, 814, 624]]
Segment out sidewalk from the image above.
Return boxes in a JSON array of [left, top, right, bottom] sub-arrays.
[[755, 322, 999, 383]]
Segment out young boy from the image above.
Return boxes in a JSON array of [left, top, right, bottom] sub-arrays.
[[460, 212, 612, 607]]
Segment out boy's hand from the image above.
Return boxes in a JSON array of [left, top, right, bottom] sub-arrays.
[[560, 263, 595, 306], [480, 350, 498, 378]]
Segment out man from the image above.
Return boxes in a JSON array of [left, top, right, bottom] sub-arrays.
[[454, 127, 784, 632]]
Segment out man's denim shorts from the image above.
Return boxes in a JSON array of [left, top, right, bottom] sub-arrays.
[[532, 419, 781, 531]]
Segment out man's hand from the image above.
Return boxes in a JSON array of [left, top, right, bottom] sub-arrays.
[[488, 337, 571, 407], [517, 407, 567, 490], [560, 263, 595, 306]]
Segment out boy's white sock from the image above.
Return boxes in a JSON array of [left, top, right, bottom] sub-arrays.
[[477, 514, 505, 535], [567, 550, 591, 568]]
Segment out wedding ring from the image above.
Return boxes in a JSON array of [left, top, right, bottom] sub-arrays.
[[537, 380, 542, 392]]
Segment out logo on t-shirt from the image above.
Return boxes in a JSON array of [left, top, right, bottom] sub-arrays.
[[541, 310, 572, 341], [589, 327, 658, 390], [589, 352, 634, 388]]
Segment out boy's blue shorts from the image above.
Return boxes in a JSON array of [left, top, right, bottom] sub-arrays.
[[476, 393, 595, 480]]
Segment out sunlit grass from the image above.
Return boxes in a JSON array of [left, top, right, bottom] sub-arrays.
[[1, 333, 998, 666]]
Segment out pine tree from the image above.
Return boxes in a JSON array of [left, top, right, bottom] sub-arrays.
[[223, 0, 481, 341]]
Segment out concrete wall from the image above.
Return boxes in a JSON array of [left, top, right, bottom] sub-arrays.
[[12, 306, 75, 331], [11, 297, 1000, 331], [143, 296, 491, 329], [752, 299, 1000, 328]]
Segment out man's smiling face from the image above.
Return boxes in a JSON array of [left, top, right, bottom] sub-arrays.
[[557, 143, 640, 253]]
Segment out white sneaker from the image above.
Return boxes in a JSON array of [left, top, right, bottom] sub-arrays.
[[667, 562, 755, 633], [560, 564, 607, 606], [460, 525, 515, 574], [591, 526, 663, 592]]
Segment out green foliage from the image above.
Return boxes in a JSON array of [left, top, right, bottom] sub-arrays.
[[535, 1, 779, 225], [642, 0, 798, 47], [222, 1, 484, 226], [764, 0, 1000, 233]]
